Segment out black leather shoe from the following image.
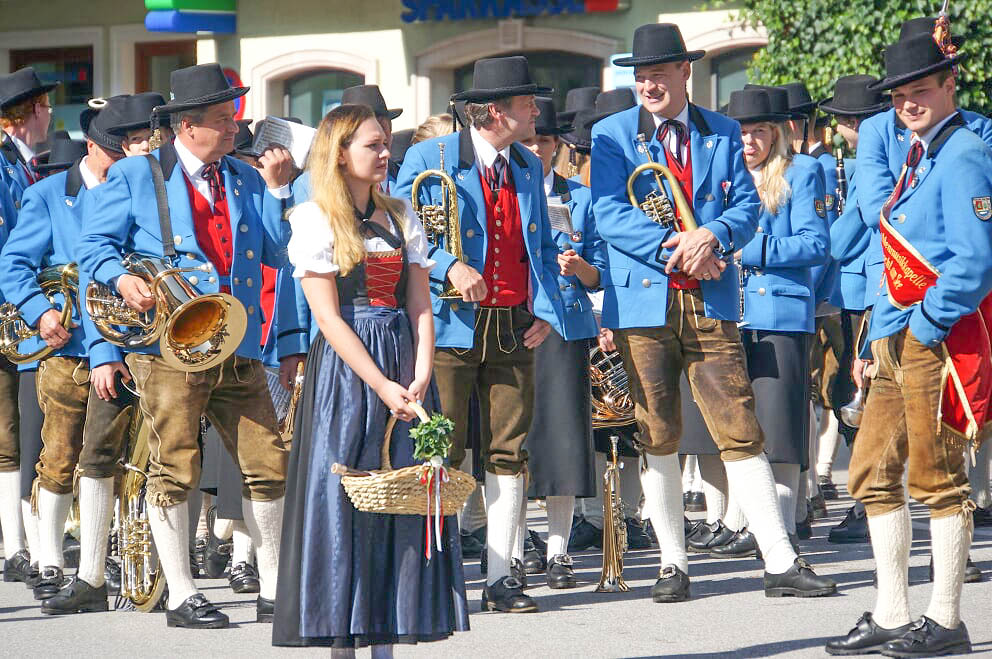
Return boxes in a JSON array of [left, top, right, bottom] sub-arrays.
[[819, 476, 839, 500], [62, 534, 80, 569], [764, 558, 837, 597], [165, 593, 229, 629], [651, 565, 690, 602], [546, 554, 576, 589], [796, 516, 813, 540], [522, 533, 546, 574], [789, 534, 801, 555], [927, 555, 983, 584], [104, 557, 121, 596], [710, 529, 759, 559], [193, 536, 208, 573], [40, 577, 108, 615], [229, 561, 260, 594], [459, 526, 486, 558], [688, 520, 735, 553], [829, 504, 869, 544], [203, 533, 232, 579], [510, 558, 528, 588], [567, 517, 602, 552], [974, 505, 992, 527], [481, 576, 538, 613], [826, 612, 913, 655], [528, 529, 547, 555], [256, 596, 274, 623], [684, 491, 706, 512], [23, 562, 41, 589], [811, 493, 829, 519], [33, 566, 66, 600], [625, 517, 653, 550], [881, 616, 971, 658], [3, 550, 33, 583]]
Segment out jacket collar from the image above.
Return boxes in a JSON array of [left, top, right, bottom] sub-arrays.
[[457, 127, 528, 170], [809, 143, 828, 159], [0, 132, 23, 166], [551, 172, 572, 202], [159, 139, 180, 180], [64, 159, 85, 197], [924, 111, 965, 158], [637, 103, 713, 140]]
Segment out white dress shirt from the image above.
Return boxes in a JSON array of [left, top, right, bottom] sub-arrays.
[[470, 126, 510, 172], [543, 169, 555, 198], [173, 137, 289, 204], [78, 156, 102, 190], [916, 111, 958, 151], [9, 133, 35, 164], [651, 101, 690, 163]]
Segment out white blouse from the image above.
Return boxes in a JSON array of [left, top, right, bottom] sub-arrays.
[[287, 199, 436, 279]]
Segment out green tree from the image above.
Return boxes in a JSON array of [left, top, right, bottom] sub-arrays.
[[724, 0, 992, 113]]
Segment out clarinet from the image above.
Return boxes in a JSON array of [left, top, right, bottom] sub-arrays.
[[833, 132, 848, 214]]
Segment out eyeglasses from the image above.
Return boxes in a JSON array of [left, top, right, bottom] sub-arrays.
[[36, 102, 52, 113]]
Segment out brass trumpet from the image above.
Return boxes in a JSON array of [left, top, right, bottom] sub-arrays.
[[596, 435, 629, 593], [0, 264, 79, 364], [411, 143, 464, 299], [86, 254, 247, 373], [627, 133, 698, 232]]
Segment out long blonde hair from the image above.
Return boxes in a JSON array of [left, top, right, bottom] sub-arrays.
[[752, 122, 793, 216], [412, 113, 454, 144], [307, 104, 407, 276]]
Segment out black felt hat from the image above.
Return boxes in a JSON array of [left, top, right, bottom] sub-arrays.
[[106, 92, 167, 134], [558, 86, 600, 123], [450, 56, 552, 103], [153, 63, 249, 115], [389, 128, 414, 165], [535, 96, 570, 136], [341, 85, 402, 120], [746, 85, 796, 119], [613, 23, 705, 67], [900, 16, 964, 48], [819, 75, 890, 116], [726, 89, 789, 124], [781, 82, 818, 117], [80, 96, 132, 154], [232, 119, 254, 155], [0, 67, 59, 110], [869, 32, 961, 91], [35, 135, 87, 174], [583, 88, 637, 127], [561, 108, 593, 153]]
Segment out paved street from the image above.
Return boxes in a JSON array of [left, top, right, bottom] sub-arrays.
[[2, 451, 990, 658]]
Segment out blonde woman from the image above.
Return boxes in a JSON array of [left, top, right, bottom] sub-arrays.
[[273, 104, 468, 653], [412, 113, 454, 144]]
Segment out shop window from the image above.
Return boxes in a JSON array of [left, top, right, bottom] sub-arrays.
[[9, 46, 93, 137], [454, 51, 600, 113], [710, 47, 761, 110], [285, 69, 365, 128], [136, 41, 197, 99]]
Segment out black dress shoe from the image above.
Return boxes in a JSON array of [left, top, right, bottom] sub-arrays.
[[3, 550, 33, 583], [684, 491, 706, 513], [764, 558, 837, 597], [789, 534, 801, 555], [811, 493, 829, 519], [625, 517, 653, 550], [927, 555, 983, 584], [459, 526, 486, 558], [203, 533, 232, 579], [165, 593, 229, 629], [687, 520, 735, 553], [481, 576, 538, 613], [256, 596, 274, 623], [104, 557, 122, 596], [40, 577, 108, 615], [24, 563, 41, 589], [974, 505, 992, 527], [62, 534, 80, 569], [33, 566, 66, 600], [651, 565, 690, 603], [829, 504, 869, 544], [522, 533, 546, 574], [546, 554, 576, 589], [710, 529, 760, 559], [229, 561, 260, 594], [510, 558, 528, 588], [819, 476, 839, 500], [567, 517, 602, 552], [796, 516, 813, 540], [826, 612, 913, 655], [881, 616, 971, 658], [528, 529, 548, 555], [193, 536, 208, 573]]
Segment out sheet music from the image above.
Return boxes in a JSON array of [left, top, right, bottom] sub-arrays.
[[547, 201, 574, 236], [249, 116, 317, 169]]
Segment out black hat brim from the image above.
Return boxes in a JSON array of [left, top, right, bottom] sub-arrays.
[[107, 118, 161, 135], [0, 81, 59, 110], [153, 86, 249, 115], [728, 112, 791, 125], [612, 50, 705, 67], [788, 102, 818, 117], [450, 84, 553, 103], [537, 124, 572, 136], [557, 110, 582, 123], [868, 56, 959, 92], [817, 97, 891, 116], [383, 108, 402, 120], [583, 108, 635, 129], [561, 134, 591, 153], [34, 158, 79, 174]]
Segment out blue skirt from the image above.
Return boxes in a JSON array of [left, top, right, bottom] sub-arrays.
[[272, 306, 469, 647]]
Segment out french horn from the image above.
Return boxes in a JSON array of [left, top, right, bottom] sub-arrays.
[[589, 346, 635, 428], [0, 264, 78, 364]]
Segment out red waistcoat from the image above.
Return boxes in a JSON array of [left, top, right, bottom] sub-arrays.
[[479, 171, 528, 307], [662, 144, 699, 290], [259, 265, 277, 344], [183, 174, 233, 293]]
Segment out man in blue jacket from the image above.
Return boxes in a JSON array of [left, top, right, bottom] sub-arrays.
[[76, 64, 295, 629], [0, 67, 55, 206], [396, 55, 565, 614], [591, 22, 836, 603]]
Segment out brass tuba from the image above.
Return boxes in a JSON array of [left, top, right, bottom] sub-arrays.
[[411, 142, 464, 299], [627, 133, 699, 232], [589, 346, 635, 428], [86, 254, 247, 373], [596, 435, 629, 593], [0, 264, 79, 364]]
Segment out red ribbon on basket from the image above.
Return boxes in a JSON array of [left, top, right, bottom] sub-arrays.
[[420, 460, 449, 560]]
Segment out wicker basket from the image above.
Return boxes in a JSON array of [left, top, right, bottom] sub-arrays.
[[336, 402, 475, 515]]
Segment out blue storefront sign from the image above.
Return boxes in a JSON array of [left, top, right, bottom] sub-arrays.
[[401, 0, 623, 23]]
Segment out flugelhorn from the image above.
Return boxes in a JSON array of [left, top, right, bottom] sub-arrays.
[[627, 133, 698, 232], [86, 254, 247, 373], [411, 143, 464, 299], [0, 264, 79, 364]]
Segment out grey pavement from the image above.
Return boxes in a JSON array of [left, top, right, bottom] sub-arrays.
[[2, 450, 991, 658]]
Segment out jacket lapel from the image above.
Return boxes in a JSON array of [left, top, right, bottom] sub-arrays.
[[688, 104, 715, 201], [221, 157, 243, 237], [894, 114, 964, 207], [158, 142, 195, 245], [454, 129, 486, 247], [509, 143, 533, 241]]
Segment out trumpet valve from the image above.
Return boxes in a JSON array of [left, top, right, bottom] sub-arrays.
[[640, 192, 677, 228]]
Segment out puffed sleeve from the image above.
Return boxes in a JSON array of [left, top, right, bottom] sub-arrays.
[[401, 199, 437, 270], [287, 201, 338, 278]]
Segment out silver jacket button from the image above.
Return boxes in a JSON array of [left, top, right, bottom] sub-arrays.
[[642, 279, 651, 288]]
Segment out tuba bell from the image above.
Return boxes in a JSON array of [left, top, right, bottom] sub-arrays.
[[627, 133, 699, 232], [0, 264, 79, 364], [86, 254, 247, 373], [589, 346, 635, 428], [411, 142, 464, 299]]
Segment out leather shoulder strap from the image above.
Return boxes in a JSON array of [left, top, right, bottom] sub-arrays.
[[145, 154, 175, 257]]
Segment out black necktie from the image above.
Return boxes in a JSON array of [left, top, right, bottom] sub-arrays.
[[657, 119, 687, 166], [201, 162, 225, 206]]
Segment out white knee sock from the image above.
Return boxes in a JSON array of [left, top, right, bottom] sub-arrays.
[[770, 463, 800, 535], [241, 497, 283, 600], [37, 487, 72, 569], [969, 439, 991, 509], [545, 495, 574, 559], [370, 645, 394, 659], [0, 472, 24, 554], [682, 454, 700, 493], [868, 506, 912, 629], [723, 454, 795, 574], [640, 452, 688, 573], [926, 509, 971, 629], [697, 454, 728, 524], [147, 501, 198, 609], [484, 472, 522, 586], [231, 520, 252, 565], [213, 516, 235, 541], [459, 484, 487, 534], [511, 477, 527, 563], [185, 488, 202, 547], [196, 493, 212, 539], [21, 499, 39, 564], [723, 494, 746, 532], [330, 649, 356, 659], [817, 412, 841, 480], [76, 476, 114, 587]]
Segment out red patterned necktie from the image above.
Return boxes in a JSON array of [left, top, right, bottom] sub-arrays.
[[486, 154, 507, 192], [881, 140, 924, 220], [201, 162, 225, 206], [657, 119, 687, 166]]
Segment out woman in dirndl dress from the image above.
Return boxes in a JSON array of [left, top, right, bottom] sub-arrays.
[[272, 104, 469, 654]]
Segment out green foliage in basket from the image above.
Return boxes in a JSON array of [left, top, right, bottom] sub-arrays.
[[410, 413, 455, 462]]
